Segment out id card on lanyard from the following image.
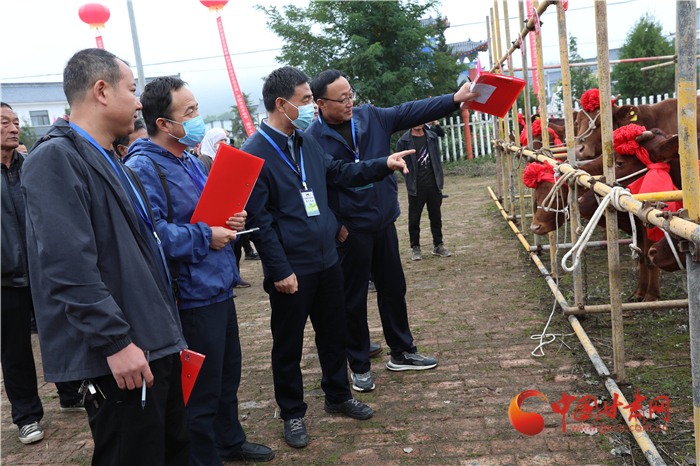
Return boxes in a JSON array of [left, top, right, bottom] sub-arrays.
[[342, 119, 372, 191], [259, 129, 320, 217]]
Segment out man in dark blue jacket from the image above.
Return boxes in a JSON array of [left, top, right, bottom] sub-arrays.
[[242, 66, 412, 449], [306, 70, 478, 393], [22, 48, 189, 466], [125, 77, 273, 465]]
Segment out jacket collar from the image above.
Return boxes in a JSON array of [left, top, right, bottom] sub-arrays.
[[399, 128, 435, 142]]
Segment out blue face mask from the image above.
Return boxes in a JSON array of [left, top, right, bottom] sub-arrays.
[[283, 99, 315, 130], [165, 115, 206, 147]]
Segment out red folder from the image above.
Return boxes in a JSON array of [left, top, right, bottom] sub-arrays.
[[190, 144, 265, 227], [465, 73, 526, 118], [181, 349, 205, 406]]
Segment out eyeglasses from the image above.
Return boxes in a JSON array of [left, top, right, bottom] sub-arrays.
[[320, 90, 356, 106]]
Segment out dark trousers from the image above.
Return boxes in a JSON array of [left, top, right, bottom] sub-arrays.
[[233, 236, 254, 266], [408, 184, 443, 248], [336, 224, 417, 374], [85, 353, 190, 466], [1, 286, 43, 428], [179, 298, 246, 466], [264, 262, 352, 420]]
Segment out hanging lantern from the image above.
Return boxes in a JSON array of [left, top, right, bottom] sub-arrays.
[[200, 0, 256, 137], [79, 3, 110, 48]]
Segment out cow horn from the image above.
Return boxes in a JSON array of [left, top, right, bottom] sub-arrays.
[[635, 131, 654, 142]]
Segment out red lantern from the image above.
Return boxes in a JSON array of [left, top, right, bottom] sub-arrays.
[[79, 3, 110, 29], [200, 1, 228, 12]]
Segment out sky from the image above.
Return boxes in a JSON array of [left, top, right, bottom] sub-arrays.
[[0, 0, 681, 117]]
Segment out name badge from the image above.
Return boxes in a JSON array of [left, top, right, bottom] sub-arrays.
[[300, 188, 320, 217]]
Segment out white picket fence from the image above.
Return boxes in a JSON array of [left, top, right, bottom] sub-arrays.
[[436, 92, 684, 161]]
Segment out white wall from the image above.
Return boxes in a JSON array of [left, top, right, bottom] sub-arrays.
[[11, 101, 69, 137]]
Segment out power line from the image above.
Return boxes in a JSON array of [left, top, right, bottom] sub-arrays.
[[1, 48, 282, 81]]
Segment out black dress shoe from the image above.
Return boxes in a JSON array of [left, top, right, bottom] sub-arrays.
[[442, 193, 449, 198], [245, 251, 261, 260], [235, 279, 252, 288], [220, 441, 275, 462], [369, 342, 382, 358]]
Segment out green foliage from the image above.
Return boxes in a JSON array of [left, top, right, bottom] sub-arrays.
[[611, 13, 675, 97], [256, 0, 466, 108], [230, 92, 257, 147], [20, 118, 37, 150], [566, 34, 598, 100]]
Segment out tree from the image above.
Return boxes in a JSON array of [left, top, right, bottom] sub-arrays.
[[611, 13, 675, 98], [256, 1, 466, 108], [550, 35, 598, 108], [230, 92, 257, 147], [20, 118, 38, 150]]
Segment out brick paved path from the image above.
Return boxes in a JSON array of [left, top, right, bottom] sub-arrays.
[[1, 175, 615, 465]]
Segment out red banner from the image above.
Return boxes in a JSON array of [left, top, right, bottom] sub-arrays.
[[95, 34, 104, 49], [216, 15, 256, 137], [526, 0, 539, 95]]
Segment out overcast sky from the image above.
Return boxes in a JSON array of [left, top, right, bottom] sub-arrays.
[[1, 0, 680, 117]]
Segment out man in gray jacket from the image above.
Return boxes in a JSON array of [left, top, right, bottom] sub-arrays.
[[22, 48, 189, 466]]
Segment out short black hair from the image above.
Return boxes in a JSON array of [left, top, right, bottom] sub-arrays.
[[140, 76, 187, 137], [311, 69, 349, 102], [263, 66, 310, 112], [1, 102, 12, 110], [112, 119, 146, 149], [63, 48, 128, 106]]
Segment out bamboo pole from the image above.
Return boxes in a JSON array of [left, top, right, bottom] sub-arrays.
[[563, 300, 689, 316]]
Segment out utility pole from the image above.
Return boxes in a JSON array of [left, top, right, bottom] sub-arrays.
[[127, 0, 146, 93]]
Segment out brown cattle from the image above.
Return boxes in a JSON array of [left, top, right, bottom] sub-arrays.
[[527, 129, 681, 301], [648, 234, 685, 272], [574, 95, 700, 160]]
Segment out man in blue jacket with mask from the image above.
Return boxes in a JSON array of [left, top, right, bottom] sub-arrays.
[[125, 77, 274, 465], [306, 70, 478, 393], [242, 66, 413, 449]]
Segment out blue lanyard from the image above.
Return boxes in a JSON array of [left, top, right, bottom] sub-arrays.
[[175, 155, 206, 192], [70, 123, 172, 284], [258, 128, 308, 189], [337, 118, 359, 162]]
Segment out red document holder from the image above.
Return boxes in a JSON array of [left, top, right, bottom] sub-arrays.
[[466, 73, 526, 118], [190, 144, 265, 227], [181, 349, 205, 406]]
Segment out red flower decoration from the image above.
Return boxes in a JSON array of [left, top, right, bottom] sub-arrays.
[[581, 89, 600, 112], [520, 119, 562, 146], [523, 161, 556, 189], [518, 113, 526, 127], [613, 124, 651, 166]]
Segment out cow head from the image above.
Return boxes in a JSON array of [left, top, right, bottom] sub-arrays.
[[648, 235, 685, 272], [634, 128, 680, 163], [573, 105, 640, 160]]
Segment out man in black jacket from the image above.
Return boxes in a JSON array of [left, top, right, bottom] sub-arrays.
[[21, 48, 189, 466], [396, 123, 450, 261], [242, 66, 411, 449]]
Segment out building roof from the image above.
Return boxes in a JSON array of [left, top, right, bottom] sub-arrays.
[[449, 40, 489, 60], [1, 75, 180, 104]]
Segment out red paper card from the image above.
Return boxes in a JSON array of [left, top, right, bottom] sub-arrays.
[[190, 144, 265, 227], [181, 349, 205, 406], [465, 73, 527, 119]]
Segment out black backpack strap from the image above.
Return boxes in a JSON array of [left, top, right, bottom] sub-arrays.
[[142, 156, 180, 301]]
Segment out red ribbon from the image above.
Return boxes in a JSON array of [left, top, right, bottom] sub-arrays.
[[614, 124, 681, 241], [523, 161, 556, 189], [519, 119, 562, 146]]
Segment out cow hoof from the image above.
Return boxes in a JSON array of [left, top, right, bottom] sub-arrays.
[[626, 295, 644, 303]]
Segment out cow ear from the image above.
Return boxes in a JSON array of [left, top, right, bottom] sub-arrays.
[[614, 105, 640, 123], [656, 135, 680, 161], [572, 110, 579, 122], [531, 113, 540, 123]]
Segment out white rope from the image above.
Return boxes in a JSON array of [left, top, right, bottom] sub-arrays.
[[663, 229, 686, 271], [616, 167, 648, 183], [561, 186, 639, 272]]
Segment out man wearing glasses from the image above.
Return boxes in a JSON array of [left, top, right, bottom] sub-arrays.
[[306, 70, 478, 393]]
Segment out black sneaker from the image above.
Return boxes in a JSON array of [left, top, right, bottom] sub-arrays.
[[324, 398, 374, 420], [245, 251, 261, 260], [19, 422, 44, 444], [368, 280, 377, 292], [283, 418, 308, 449], [369, 342, 382, 358], [220, 441, 275, 462], [386, 351, 438, 371], [60, 401, 87, 413]]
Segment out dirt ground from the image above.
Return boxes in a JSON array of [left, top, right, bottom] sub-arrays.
[[4, 172, 689, 466]]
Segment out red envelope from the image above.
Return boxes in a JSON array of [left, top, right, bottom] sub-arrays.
[[465, 73, 527, 118], [181, 349, 205, 406], [190, 144, 265, 227]]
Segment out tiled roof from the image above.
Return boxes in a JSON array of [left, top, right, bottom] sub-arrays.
[[449, 40, 489, 59], [1, 75, 180, 104]]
